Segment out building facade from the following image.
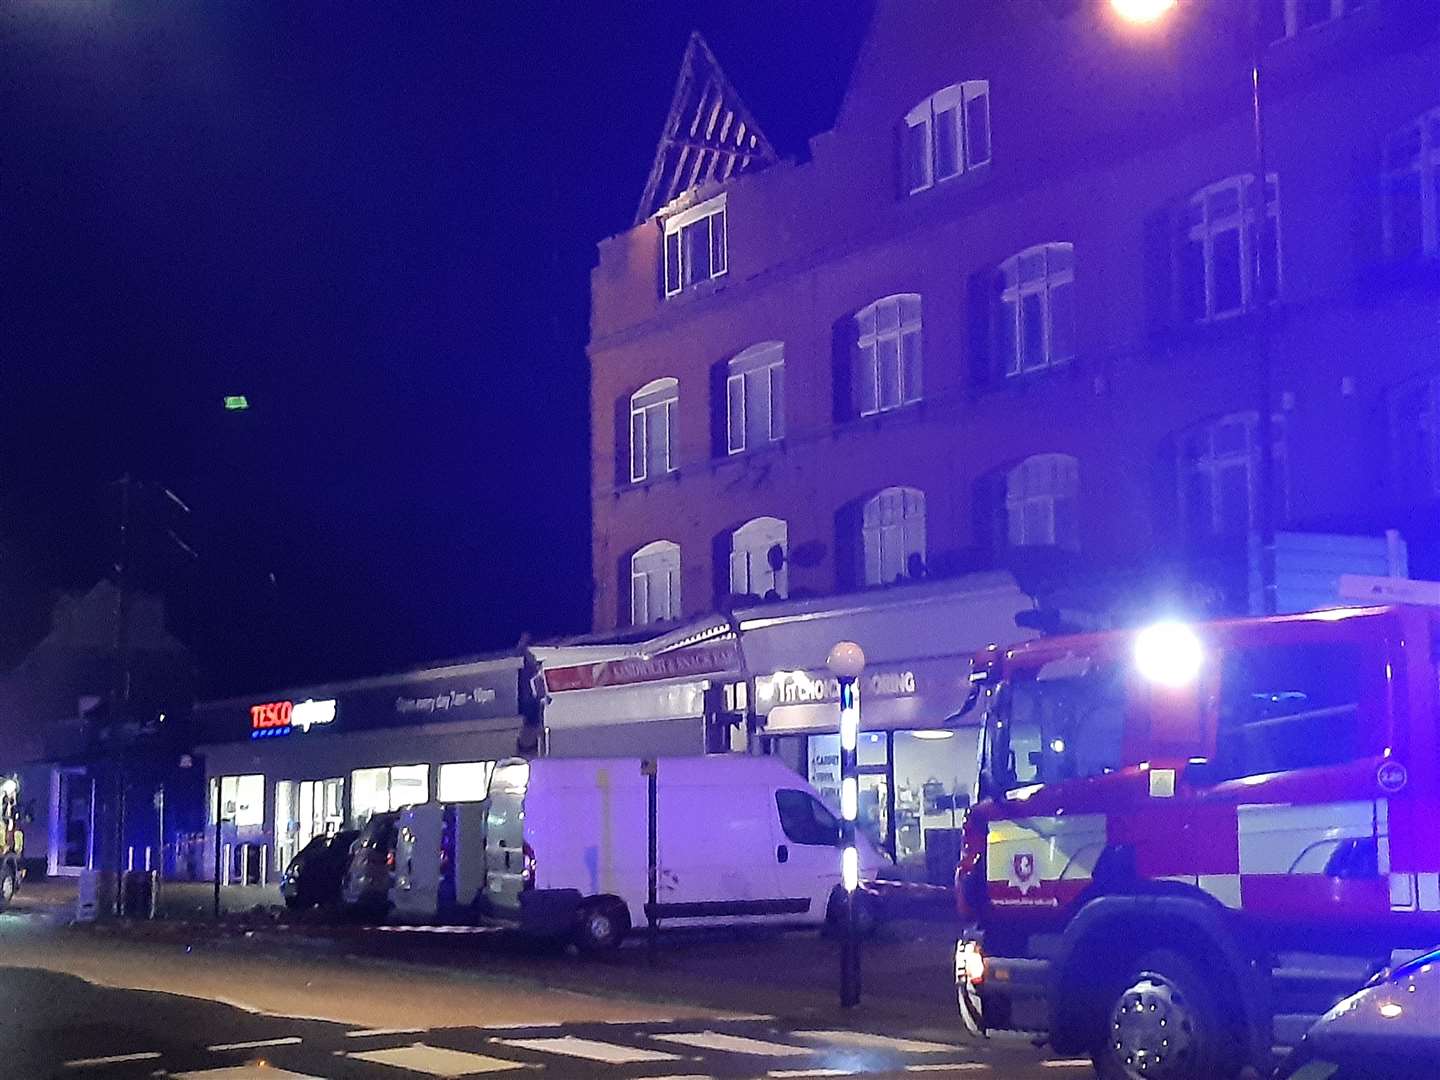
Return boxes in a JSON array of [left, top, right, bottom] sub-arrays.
[[588, 0, 1440, 634]]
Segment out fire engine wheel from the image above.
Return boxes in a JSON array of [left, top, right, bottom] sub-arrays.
[[0, 866, 14, 910], [1093, 949, 1234, 1080], [574, 899, 629, 954]]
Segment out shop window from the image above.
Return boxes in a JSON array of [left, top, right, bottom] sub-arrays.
[[1006, 661, 1127, 786], [1180, 174, 1281, 324], [891, 729, 979, 874], [209, 774, 264, 827], [853, 294, 922, 416], [1383, 106, 1440, 261], [1217, 642, 1364, 778], [438, 761, 494, 803], [663, 193, 727, 297], [861, 486, 926, 586], [726, 342, 785, 454], [995, 243, 1075, 377], [350, 764, 430, 824], [902, 81, 990, 195], [629, 378, 678, 483], [631, 539, 681, 624], [1005, 454, 1080, 550], [775, 789, 841, 846], [729, 516, 788, 600]]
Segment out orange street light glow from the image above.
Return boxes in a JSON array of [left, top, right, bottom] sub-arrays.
[[1110, 0, 1178, 24]]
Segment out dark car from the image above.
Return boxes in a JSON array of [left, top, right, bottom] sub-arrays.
[[340, 811, 398, 921], [279, 829, 359, 911], [1274, 946, 1440, 1080]]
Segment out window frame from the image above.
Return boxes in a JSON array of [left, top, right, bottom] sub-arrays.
[[1382, 106, 1440, 261], [729, 516, 788, 599], [1183, 174, 1282, 324], [861, 486, 926, 587], [854, 294, 923, 417], [1177, 412, 1287, 541], [662, 193, 728, 297], [1270, 0, 1365, 41], [902, 80, 991, 196], [997, 243, 1076, 377], [775, 789, 840, 847], [631, 539, 682, 625], [629, 377, 678, 484], [1005, 454, 1080, 550], [1386, 369, 1440, 500], [726, 342, 786, 455]]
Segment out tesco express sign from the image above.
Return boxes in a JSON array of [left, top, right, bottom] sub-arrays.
[[249, 698, 337, 739]]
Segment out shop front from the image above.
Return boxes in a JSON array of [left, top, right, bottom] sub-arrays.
[[737, 573, 1035, 883], [193, 655, 531, 884]]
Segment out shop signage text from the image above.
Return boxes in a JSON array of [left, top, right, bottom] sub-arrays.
[[757, 668, 917, 708], [249, 698, 337, 739], [395, 686, 497, 716], [545, 642, 740, 693]]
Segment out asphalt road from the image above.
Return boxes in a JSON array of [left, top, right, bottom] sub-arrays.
[[0, 897, 1092, 1080]]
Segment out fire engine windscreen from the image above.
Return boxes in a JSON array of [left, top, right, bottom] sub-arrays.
[[984, 657, 1126, 788]]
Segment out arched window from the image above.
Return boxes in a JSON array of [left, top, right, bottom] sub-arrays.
[[1383, 105, 1440, 260], [629, 378, 678, 483], [726, 342, 785, 454], [631, 540, 681, 625], [1006, 454, 1080, 550], [1182, 174, 1281, 323], [862, 487, 926, 587], [902, 80, 991, 195], [729, 517, 788, 599], [996, 243, 1075, 376], [854, 294, 922, 416]]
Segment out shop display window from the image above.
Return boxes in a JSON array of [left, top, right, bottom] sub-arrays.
[[438, 761, 494, 802], [209, 774, 264, 827], [350, 764, 430, 823], [891, 729, 979, 874]]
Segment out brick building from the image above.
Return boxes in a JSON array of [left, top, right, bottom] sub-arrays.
[[587, 0, 1440, 635]]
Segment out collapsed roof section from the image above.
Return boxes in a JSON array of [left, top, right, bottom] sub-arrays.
[[634, 31, 779, 225]]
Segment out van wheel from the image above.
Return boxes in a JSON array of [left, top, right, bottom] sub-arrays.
[[1092, 948, 1237, 1080], [574, 900, 629, 954], [0, 867, 14, 911]]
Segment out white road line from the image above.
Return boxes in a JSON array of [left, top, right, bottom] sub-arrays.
[[767, 1070, 859, 1079], [906, 1065, 990, 1073], [347, 1043, 524, 1075], [1043, 1060, 1094, 1069], [498, 1035, 681, 1064], [479, 1021, 566, 1031], [206, 1036, 303, 1052], [63, 1052, 163, 1068], [795, 1030, 961, 1054], [345, 1026, 427, 1037], [653, 1031, 814, 1056], [174, 1068, 326, 1080]]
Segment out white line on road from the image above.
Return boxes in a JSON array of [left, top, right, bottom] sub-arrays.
[[345, 1026, 427, 1037], [499, 1035, 682, 1064], [906, 1065, 990, 1073], [767, 1070, 859, 1078], [1043, 1060, 1094, 1069], [63, 1052, 163, 1068], [206, 1037, 303, 1052], [794, 1030, 962, 1054], [652, 1031, 814, 1056], [348, 1043, 525, 1075]]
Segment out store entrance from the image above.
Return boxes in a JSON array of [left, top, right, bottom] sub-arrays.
[[50, 767, 95, 876], [275, 777, 344, 870]]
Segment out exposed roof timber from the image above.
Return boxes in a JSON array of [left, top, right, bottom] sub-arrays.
[[635, 31, 779, 225]]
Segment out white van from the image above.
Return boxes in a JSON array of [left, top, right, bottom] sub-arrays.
[[483, 755, 885, 952], [390, 802, 488, 923]]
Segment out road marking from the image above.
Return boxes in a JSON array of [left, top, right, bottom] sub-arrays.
[[347, 1043, 524, 1075], [499, 1035, 682, 1064], [346, 1026, 427, 1037], [64, 1052, 163, 1068], [1043, 1060, 1094, 1069], [795, 1030, 961, 1054], [767, 1070, 859, 1078], [906, 1065, 990, 1073], [206, 1036, 303, 1051], [479, 1021, 565, 1030], [653, 1031, 814, 1056], [173, 1069, 327, 1080]]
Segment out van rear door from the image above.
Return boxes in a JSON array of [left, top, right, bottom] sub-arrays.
[[392, 804, 443, 921], [483, 762, 531, 918]]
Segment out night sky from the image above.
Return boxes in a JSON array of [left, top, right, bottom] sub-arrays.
[[2, 3, 868, 696]]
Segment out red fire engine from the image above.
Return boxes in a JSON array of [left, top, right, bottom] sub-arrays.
[[0, 775, 23, 911], [954, 604, 1440, 1080]]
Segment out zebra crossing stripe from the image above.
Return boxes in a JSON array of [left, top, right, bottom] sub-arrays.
[[498, 1035, 682, 1064], [63, 1053, 162, 1069], [206, 1037, 303, 1052], [173, 1069, 325, 1080], [652, 1031, 814, 1056], [347, 1043, 524, 1075], [794, 1030, 960, 1054]]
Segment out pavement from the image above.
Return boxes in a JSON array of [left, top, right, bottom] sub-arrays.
[[0, 880, 1089, 1079]]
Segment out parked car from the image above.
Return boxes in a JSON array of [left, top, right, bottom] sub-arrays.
[[483, 755, 885, 953], [340, 811, 397, 920], [1274, 946, 1440, 1079], [391, 801, 488, 924], [279, 829, 358, 910]]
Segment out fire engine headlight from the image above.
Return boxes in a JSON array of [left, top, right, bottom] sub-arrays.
[[957, 940, 986, 985], [1134, 621, 1203, 688]]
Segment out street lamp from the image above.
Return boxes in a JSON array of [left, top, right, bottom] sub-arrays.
[[1110, 0, 1278, 615], [826, 640, 866, 1008]]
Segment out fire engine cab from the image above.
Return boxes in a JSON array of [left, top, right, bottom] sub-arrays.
[[0, 775, 23, 911], [954, 604, 1440, 1080]]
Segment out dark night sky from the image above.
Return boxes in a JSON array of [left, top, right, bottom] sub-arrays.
[[1, 3, 869, 696]]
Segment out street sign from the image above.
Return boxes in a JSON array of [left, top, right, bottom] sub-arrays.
[[1337, 575, 1440, 608], [223, 395, 250, 411]]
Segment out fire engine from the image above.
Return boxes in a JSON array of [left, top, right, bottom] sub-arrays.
[[953, 604, 1440, 1080], [0, 775, 23, 911]]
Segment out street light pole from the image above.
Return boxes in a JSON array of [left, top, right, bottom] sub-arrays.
[[827, 640, 866, 1008]]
